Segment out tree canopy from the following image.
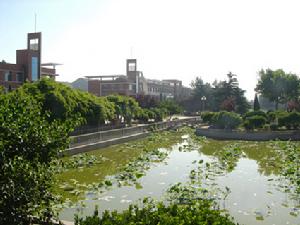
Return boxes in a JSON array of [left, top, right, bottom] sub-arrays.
[[0, 90, 75, 224], [253, 94, 260, 111], [20, 78, 115, 125], [255, 69, 300, 110], [188, 72, 249, 114]]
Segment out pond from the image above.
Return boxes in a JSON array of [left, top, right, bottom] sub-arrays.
[[58, 130, 300, 225]]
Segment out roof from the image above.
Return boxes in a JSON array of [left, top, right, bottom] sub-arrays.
[[85, 75, 125, 79], [41, 63, 63, 66]]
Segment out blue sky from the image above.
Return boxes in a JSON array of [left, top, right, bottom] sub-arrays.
[[1, 0, 300, 99]]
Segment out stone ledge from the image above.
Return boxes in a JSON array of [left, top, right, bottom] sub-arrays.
[[64, 132, 150, 156], [196, 128, 300, 141]]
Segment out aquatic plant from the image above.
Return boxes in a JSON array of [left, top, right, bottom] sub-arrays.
[[74, 198, 236, 225], [55, 129, 187, 201], [211, 143, 242, 172], [56, 153, 108, 171], [274, 141, 300, 195]]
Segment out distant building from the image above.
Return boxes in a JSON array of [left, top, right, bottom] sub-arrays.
[[86, 59, 191, 100], [0, 32, 59, 92], [71, 78, 88, 91]]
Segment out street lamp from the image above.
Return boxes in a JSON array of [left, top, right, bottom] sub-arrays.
[[201, 96, 206, 111]]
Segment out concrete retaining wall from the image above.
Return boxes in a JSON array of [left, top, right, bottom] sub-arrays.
[[66, 132, 150, 156], [196, 127, 300, 141], [66, 117, 200, 155], [70, 125, 148, 147]]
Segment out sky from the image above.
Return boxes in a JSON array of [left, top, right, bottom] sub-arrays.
[[1, 0, 300, 99]]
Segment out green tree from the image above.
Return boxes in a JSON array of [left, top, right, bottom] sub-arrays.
[[0, 90, 75, 224], [253, 94, 260, 111], [107, 95, 141, 126], [213, 72, 249, 113], [190, 77, 214, 111], [188, 73, 249, 113], [159, 99, 182, 117], [21, 78, 115, 126], [255, 69, 300, 110]]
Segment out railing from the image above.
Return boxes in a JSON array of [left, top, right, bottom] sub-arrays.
[[70, 123, 126, 136], [70, 117, 200, 148]]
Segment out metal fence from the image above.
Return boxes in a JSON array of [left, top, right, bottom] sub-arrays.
[[70, 117, 200, 148], [70, 123, 126, 136]]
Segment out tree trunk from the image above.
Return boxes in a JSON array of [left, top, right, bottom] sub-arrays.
[[275, 101, 279, 110]]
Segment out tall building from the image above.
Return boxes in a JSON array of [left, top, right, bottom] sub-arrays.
[[86, 59, 191, 100], [0, 32, 58, 92]]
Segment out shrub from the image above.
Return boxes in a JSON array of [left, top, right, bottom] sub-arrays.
[[136, 109, 152, 123], [74, 200, 235, 225], [288, 112, 300, 129], [243, 110, 267, 120], [159, 99, 183, 116], [270, 124, 278, 131], [201, 111, 215, 123], [211, 111, 242, 129], [151, 107, 167, 122], [278, 111, 300, 129], [243, 115, 266, 130], [0, 90, 74, 224], [21, 78, 115, 126], [107, 95, 141, 126], [266, 111, 276, 123]]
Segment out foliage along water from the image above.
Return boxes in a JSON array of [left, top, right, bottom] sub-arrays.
[[58, 128, 300, 225]]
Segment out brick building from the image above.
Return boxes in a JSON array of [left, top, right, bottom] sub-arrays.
[[86, 59, 191, 100], [0, 32, 57, 92]]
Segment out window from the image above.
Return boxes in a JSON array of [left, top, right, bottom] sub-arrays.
[[31, 57, 38, 81], [129, 84, 133, 90], [4, 71, 12, 81], [128, 63, 136, 71], [16, 73, 23, 82], [30, 39, 39, 50]]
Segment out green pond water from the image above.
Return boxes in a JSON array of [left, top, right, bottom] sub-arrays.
[[59, 134, 300, 225]]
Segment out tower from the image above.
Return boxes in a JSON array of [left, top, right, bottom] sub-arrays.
[[126, 59, 139, 94], [27, 32, 42, 81], [126, 59, 137, 81]]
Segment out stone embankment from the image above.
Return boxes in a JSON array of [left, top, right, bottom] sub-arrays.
[[196, 127, 300, 141], [66, 117, 200, 155]]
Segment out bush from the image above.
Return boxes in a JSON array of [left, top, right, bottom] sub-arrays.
[[211, 111, 242, 129], [243, 115, 266, 130], [243, 110, 267, 120], [201, 112, 215, 123], [278, 111, 300, 129], [0, 90, 74, 224], [159, 100, 183, 116], [74, 200, 235, 225], [136, 109, 152, 123], [270, 124, 278, 131], [266, 111, 276, 123], [107, 95, 141, 126], [151, 107, 167, 122], [21, 78, 115, 126]]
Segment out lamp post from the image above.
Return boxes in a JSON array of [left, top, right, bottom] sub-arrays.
[[201, 96, 206, 111]]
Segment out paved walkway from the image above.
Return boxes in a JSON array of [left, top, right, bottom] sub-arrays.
[[61, 220, 74, 225]]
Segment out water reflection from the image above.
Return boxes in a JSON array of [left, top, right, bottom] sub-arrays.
[[59, 136, 300, 224]]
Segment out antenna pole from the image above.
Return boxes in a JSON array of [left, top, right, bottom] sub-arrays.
[[130, 46, 133, 58], [34, 13, 37, 32]]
